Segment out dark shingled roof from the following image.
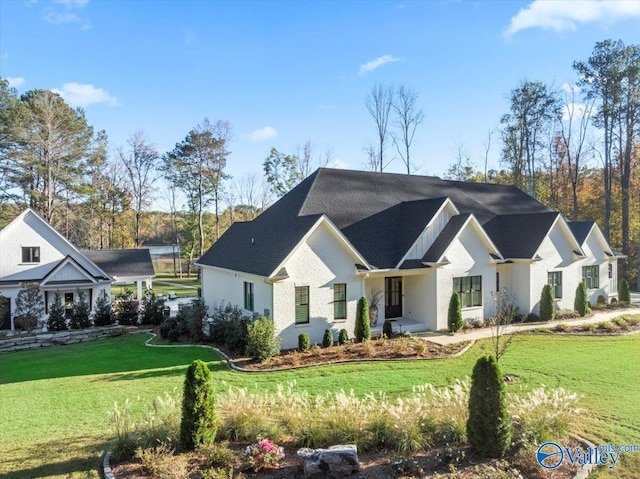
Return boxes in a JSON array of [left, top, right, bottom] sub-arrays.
[[567, 221, 594, 246], [82, 249, 155, 278], [422, 214, 471, 263], [483, 212, 559, 259], [198, 168, 558, 276]]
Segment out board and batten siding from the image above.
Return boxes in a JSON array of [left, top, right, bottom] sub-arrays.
[[272, 221, 362, 350], [403, 204, 454, 261]]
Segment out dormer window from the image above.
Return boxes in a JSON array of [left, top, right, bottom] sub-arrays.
[[22, 246, 40, 263]]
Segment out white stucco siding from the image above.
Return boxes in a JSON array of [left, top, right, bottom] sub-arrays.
[[200, 266, 272, 318], [403, 270, 437, 329], [272, 222, 361, 350], [434, 226, 495, 330], [578, 232, 615, 303], [507, 263, 532, 314], [531, 222, 579, 312]]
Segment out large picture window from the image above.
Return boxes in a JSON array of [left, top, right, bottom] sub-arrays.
[[582, 266, 599, 290], [21, 246, 40, 263], [453, 275, 482, 308], [548, 271, 562, 299], [244, 282, 254, 311], [333, 283, 347, 320], [295, 286, 309, 324]]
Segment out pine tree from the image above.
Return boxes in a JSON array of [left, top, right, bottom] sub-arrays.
[[467, 355, 511, 458], [539, 284, 555, 321], [93, 289, 114, 326], [180, 360, 217, 449], [447, 292, 463, 332], [47, 292, 68, 331], [574, 283, 590, 316], [70, 290, 91, 329], [354, 296, 371, 342]]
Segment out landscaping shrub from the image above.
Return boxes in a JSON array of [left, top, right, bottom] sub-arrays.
[[109, 399, 137, 462], [611, 297, 618, 305], [524, 312, 540, 323], [619, 278, 630, 304], [322, 328, 334, 347], [140, 291, 165, 325], [554, 323, 570, 332], [574, 282, 590, 317], [467, 355, 511, 458], [596, 295, 607, 308], [47, 292, 68, 331], [354, 296, 371, 342], [93, 289, 114, 326], [180, 360, 217, 449], [246, 316, 280, 362], [298, 333, 311, 352], [338, 328, 349, 345], [14, 282, 44, 331], [447, 292, 463, 332], [209, 302, 250, 354], [382, 319, 393, 338], [70, 289, 92, 329], [539, 284, 554, 322], [579, 322, 596, 332], [114, 291, 139, 326]]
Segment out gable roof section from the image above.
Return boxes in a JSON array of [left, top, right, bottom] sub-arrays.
[[198, 168, 564, 274], [567, 221, 594, 245], [40, 255, 107, 286], [82, 249, 155, 279], [484, 212, 560, 259]]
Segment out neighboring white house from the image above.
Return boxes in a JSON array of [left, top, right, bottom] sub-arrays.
[[197, 168, 623, 350], [0, 209, 112, 331]]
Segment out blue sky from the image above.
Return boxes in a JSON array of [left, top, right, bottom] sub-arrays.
[[1, 0, 639, 198]]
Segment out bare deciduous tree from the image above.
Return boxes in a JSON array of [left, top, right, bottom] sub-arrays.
[[488, 289, 517, 362], [365, 84, 395, 172], [392, 84, 424, 175]]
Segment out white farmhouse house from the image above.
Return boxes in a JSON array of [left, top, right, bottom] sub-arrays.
[[197, 168, 623, 350], [0, 209, 112, 331]]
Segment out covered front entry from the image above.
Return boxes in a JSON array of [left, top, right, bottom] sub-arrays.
[[385, 276, 402, 318]]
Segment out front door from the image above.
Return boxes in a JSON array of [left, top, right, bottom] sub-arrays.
[[385, 276, 402, 318]]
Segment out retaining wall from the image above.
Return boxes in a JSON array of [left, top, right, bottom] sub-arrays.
[[0, 326, 124, 353]]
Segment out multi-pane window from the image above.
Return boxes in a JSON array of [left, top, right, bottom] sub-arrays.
[[295, 286, 309, 324], [244, 282, 254, 311], [548, 271, 563, 299], [453, 276, 482, 308], [21, 246, 40, 263], [333, 283, 347, 320], [582, 266, 599, 290], [608, 263, 613, 279]]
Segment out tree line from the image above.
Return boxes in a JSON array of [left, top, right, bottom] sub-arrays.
[[0, 38, 638, 284]]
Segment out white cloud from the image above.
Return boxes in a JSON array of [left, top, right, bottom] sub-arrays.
[[358, 54, 401, 76], [6, 77, 25, 87], [326, 158, 350, 170], [52, 82, 118, 107], [53, 0, 89, 7], [505, 0, 640, 36], [44, 8, 80, 25], [249, 126, 278, 141], [562, 82, 581, 94]]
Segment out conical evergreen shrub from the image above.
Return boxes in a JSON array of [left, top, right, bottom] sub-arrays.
[[467, 355, 511, 458], [354, 296, 371, 342], [382, 319, 393, 338], [539, 284, 555, 322], [619, 279, 630, 304], [70, 290, 91, 329], [298, 333, 311, 352], [322, 328, 334, 347], [338, 329, 349, 345], [180, 360, 217, 449], [447, 292, 463, 332], [48, 292, 68, 331], [574, 282, 590, 316]]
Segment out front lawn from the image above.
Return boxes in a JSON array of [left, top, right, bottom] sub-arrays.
[[0, 333, 638, 478]]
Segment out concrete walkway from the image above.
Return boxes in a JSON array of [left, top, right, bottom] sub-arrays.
[[419, 307, 639, 345]]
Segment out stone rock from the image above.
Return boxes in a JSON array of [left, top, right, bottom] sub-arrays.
[[297, 445, 359, 478]]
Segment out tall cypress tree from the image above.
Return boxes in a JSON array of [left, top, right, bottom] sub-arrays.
[[467, 355, 511, 458], [574, 283, 590, 316], [539, 284, 555, 321], [354, 296, 371, 342], [180, 360, 217, 449]]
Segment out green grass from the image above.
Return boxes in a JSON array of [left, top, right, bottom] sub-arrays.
[[0, 333, 638, 478], [152, 272, 200, 298]]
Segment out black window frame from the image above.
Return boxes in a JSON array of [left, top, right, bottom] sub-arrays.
[[548, 271, 563, 299], [295, 286, 309, 325], [608, 263, 613, 279], [21, 246, 40, 263], [243, 281, 254, 312], [582, 265, 599, 290], [333, 283, 347, 320], [453, 275, 482, 308]]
